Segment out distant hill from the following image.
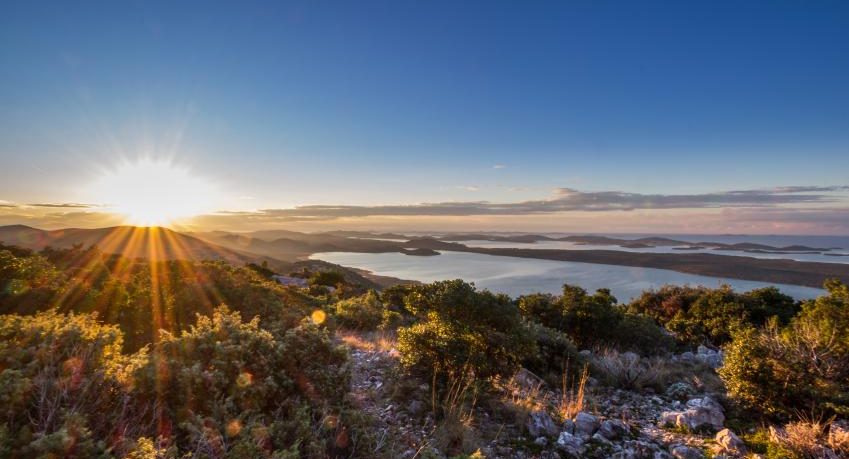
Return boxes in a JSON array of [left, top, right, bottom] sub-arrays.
[[0, 225, 257, 264], [190, 230, 410, 261]]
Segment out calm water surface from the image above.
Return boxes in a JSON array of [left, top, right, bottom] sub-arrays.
[[311, 251, 825, 301], [460, 240, 849, 264]]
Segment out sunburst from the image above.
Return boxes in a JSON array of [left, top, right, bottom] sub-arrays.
[[86, 158, 220, 226]]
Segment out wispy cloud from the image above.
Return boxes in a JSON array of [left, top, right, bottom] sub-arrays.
[[492, 164, 507, 169], [457, 185, 480, 192], [195, 185, 849, 222], [26, 202, 99, 208]]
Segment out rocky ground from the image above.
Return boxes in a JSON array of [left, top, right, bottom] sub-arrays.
[[339, 331, 838, 459]]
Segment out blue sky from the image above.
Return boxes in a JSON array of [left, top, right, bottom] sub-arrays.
[[1, 1, 848, 233]]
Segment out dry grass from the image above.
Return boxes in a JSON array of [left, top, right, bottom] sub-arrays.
[[337, 329, 398, 354], [559, 364, 589, 420], [591, 349, 658, 389], [590, 348, 723, 394], [770, 416, 848, 458], [432, 369, 480, 455]]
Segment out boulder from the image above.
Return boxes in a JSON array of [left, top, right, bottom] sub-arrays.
[[598, 418, 630, 440], [591, 432, 613, 446], [574, 411, 600, 437], [715, 428, 746, 455], [660, 396, 724, 431], [513, 367, 545, 390], [556, 431, 585, 457], [670, 444, 704, 459], [526, 410, 559, 438]]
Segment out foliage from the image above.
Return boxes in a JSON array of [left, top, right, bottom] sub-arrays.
[[333, 290, 395, 330], [518, 284, 674, 355], [131, 306, 353, 457], [397, 280, 534, 385], [310, 270, 346, 287], [719, 280, 849, 419], [0, 245, 367, 458], [0, 248, 319, 352], [0, 310, 129, 457], [0, 306, 361, 458], [520, 320, 580, 383], [628, 284, 799, 346]]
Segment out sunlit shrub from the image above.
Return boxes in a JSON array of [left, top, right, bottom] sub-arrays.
[[130, 306, 353, 457], [720, 280, 849, 418], [335, 291, 400, 330], [0, 310, 129, 457]]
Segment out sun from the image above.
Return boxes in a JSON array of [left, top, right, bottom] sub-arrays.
[[87, 158, 220, 226]]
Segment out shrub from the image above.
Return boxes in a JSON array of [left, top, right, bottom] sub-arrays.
[[397, 280, 534, 385], [720, 280, 849, 419], [334, 290, 388, 330], [628, 284, 800, 347], [519, 284, 674, 355], [614, 313, 676, 355], [310, 270, 346, 287], [591, 349, 661, 390], [0, 250, 63, 314], [130, 306, 355, 457], [0, 310, 129, 457], [521, 320, 580, 384]]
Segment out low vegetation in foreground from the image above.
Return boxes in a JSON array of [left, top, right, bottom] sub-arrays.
[[1, 241, 848, 458]]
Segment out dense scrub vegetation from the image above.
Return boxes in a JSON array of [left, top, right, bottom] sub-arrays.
[[397, 280, 535, 386], [626, 284, 798, 346], [2, 241, 847, 457], [719, 279, 849, 419], [0, 245, 369, 458]]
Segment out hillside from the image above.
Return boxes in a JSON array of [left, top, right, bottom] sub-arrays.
[[0, 225, 259, 264]]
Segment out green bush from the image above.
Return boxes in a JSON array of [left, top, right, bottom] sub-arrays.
[[397, 280, 534, 384], [521, 320, 580, 383], [334, 290, 388, 330], [130, 306, 353, 457], [518, 284, 674, 355], [0, 310, 128, 457], [719, 280, 849, 419], [628, 284, 799, 347]]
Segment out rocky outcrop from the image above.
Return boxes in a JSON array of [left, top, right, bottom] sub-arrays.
[[556, 431, 585, 456], [715, 428, 746, 455], [574, 411, 600, 438], [660, 396, 725, 431], [598, 419, 630, 440], [526, 410, 559, 438]]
